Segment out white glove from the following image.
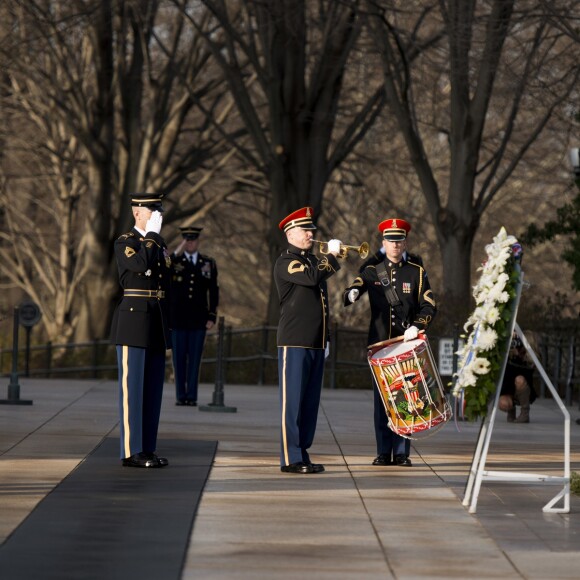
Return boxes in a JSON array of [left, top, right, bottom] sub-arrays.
[[325, 342, 330, 359], [327, 239, 341, 255], [348, 289, 359, 303], [145, 210, 163, 234], [403, 325, 419, 342]]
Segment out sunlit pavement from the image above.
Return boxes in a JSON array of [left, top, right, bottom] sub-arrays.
[[1, 379, 579, 579]]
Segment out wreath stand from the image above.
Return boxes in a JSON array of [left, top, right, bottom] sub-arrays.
[[461, 268, 571, 514]]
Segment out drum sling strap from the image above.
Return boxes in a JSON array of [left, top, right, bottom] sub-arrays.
[[376, 262, 410, 328]]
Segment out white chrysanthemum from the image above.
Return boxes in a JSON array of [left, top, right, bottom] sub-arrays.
[[459, 368, 477, 387], [496, 290, 510, 304], [474, 287, 489, 304], [496, 246, 512, 263], [486, 254, 504, 269], [483, 258, 507, 279], [484, 242, 495, 257], [485, 306, 501, 325], [470, 357, 491, 375], [476, 272, 497, 292], [470, 306, 487, 324], [487, 282, 509, 303], [494, 272, 510, 290], [475, 327, 498, 351]]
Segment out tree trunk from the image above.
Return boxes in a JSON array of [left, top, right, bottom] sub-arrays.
[[437, 224, 476, 332]]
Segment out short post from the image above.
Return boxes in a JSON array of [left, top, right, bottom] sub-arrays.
[[224, 324, 232, 385], [19, 300, 42, 378], [0, 306, 33, 405], [199, 316, 237, 413], [24, 326, 32, 377]]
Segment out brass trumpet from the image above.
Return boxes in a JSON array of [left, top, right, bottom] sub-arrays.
[[312, 239, 370, 260]]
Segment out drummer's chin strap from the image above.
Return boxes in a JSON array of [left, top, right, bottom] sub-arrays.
[[376, 262, 410, 328]]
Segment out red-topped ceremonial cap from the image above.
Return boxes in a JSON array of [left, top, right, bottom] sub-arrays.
[[378, 218, 411, 241], [278, 207, 317, 232]]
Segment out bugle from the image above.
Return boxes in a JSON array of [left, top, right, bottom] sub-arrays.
[[312, 239, 370, 260]]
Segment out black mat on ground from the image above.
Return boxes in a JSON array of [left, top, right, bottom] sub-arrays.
[[0, 438, 217, 580]]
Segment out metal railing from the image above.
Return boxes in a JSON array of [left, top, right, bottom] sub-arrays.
[[0, 319, 578, 402]]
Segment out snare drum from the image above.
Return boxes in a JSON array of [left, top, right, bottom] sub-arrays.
[[367, 334, 452, 438]]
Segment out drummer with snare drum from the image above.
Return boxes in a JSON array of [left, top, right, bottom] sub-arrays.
[[343, 218, 437, 467]]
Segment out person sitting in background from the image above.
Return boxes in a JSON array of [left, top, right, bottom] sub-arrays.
[[498, 332, 537, 423]]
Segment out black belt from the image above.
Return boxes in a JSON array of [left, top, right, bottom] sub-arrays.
[[124, 289, 165, 299]]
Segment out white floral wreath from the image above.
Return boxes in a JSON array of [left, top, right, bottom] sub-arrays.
[[452, 228, 520, 418]]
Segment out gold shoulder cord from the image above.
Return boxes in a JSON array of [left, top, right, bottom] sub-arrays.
[[143, 237, 161, 248], [317, 257, 335, 272]]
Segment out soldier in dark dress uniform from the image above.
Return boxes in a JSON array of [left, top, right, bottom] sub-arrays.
[[343, 218, 437, 467], [169, 226, 219, 406], [274, 207, 342, 474], [110, 193, 172, 468]]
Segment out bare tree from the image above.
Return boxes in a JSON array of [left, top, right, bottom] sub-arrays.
[[366, 0, 580, 326], [177, 0, 386, 323], [0, 0, 243, 342]]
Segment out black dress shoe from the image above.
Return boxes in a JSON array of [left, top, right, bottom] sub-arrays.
[[394, 454, 412, 467], [280, 462, 315, 474], [372, 454, 392, 466], [175, 400, 187, 406], [122, 452, 160, 468], [145, 452, 169, 467], [186, 400, 197, 406], [308, 463, 325, 473]]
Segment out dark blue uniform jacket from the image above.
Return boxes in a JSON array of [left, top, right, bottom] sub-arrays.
[[343, 256, 436, 345], [274, 244, 340, 349], [169, 253, 219, 330], [110, 228, 172, 350]]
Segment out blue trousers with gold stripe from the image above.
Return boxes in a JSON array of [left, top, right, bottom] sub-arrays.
[[116, 345, 166, 460], [278, 347, 325, 467], [374, 384, 411, 458]]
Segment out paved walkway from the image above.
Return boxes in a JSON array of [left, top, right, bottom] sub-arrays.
[[1, 378, 579, 579]]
